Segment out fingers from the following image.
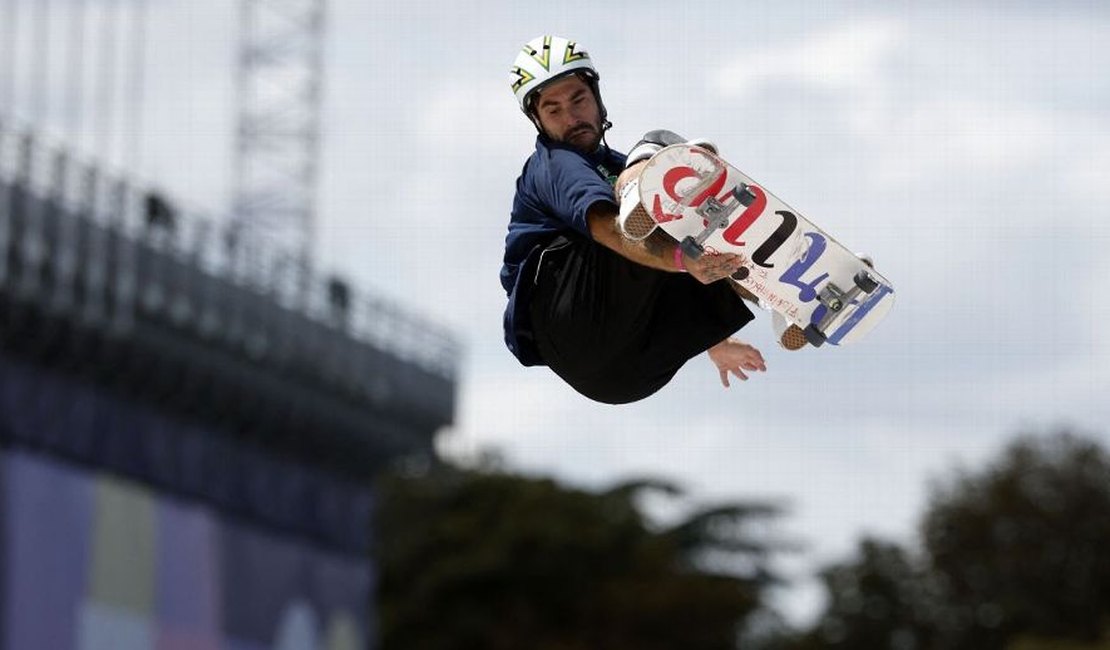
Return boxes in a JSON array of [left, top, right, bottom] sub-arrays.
[[738, 345, 767, 372], [690, 253, 746, 284], [744, 353, 767, 373], [719, 366, 752, 388], [710, 340, 767, 389], [700, 254, 742, 273]]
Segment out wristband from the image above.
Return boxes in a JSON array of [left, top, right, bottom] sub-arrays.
[[673, 246, 687, 272]]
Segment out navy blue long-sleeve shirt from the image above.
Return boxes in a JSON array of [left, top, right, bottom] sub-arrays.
[[501, 136, 626, 365]]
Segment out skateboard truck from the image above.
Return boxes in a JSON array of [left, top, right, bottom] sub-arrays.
[[803, 269, 881, 347], [679, 182, 758, 273]]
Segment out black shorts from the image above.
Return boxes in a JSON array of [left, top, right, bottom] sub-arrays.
[[528, 233, 754, 404]]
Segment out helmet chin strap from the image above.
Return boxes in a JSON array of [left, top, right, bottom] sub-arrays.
[[598, 120, 613, 153]]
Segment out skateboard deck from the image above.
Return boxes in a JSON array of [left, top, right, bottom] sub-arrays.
[[637, 144, 894, 347]]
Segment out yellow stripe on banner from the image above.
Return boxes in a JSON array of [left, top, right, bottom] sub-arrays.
[[87, 475, 157, 614], [325, 612, 363, 650]]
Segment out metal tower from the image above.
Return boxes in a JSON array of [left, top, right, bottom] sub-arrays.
[[231, 0, 326, 270]]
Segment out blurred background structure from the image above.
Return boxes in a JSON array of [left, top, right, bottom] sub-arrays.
[[0, 0, 459, 647], [232, 0, 326, 269]]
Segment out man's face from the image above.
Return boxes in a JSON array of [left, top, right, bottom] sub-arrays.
[[532, 75, 603, 153]]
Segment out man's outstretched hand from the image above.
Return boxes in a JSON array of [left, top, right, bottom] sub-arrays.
[[707, 338, 767, 387], [684, 250, 746, 285]]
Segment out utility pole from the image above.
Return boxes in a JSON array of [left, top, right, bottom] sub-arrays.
[[231, 0, 326, 274]]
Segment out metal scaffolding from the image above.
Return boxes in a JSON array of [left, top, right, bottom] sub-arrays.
[[231, 0, 327, 269], [0, 0, 149, 170]]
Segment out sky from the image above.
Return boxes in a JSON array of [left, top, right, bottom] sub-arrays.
[[4, 0, 1110, 626]]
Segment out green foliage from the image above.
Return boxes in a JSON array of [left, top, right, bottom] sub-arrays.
[[1008, 635, 1110, 650], [787, 538, 942, 649], [376, 430, 1110, 649], [922, 431, 1110, 647], [786, 430, 1110, 650], [375, 465, 787, 650]]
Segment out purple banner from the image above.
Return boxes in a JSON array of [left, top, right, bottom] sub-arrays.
[[0, 451, 371, 650]]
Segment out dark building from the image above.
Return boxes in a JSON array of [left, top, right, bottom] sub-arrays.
[[0, 123, 459, 648]]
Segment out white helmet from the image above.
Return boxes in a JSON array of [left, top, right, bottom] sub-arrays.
[[510, 35, 602, 117]]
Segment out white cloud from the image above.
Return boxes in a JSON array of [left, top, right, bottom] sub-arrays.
[[1065, 140, 1110, 203], [417, 80, 528, 157], [867, 99, 1063, 185], [712, 18, 905, 98]]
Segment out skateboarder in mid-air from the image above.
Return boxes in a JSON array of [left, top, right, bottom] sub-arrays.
[[501, 34, 768, 404]]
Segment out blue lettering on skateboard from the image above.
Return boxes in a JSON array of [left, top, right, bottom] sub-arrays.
[[775, 230, 893, 345], [827, 283, 894, 345], [777, 232, 829, 302]]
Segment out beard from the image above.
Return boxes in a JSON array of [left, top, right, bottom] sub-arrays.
[[563, 122, 602, 152]]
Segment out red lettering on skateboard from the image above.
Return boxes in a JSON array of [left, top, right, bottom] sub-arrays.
[[651, 165, 729, 224], [642, 148, 893, 346], [651, 194, 683, 223], [663, 165, 727, 208], [721, 185, 768, 247]]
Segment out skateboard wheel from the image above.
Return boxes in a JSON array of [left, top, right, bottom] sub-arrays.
[[854, 270, 879, 294], [733, 184, 756, 207], [804, 324, 826, 347], [731, 267, 750, 281], [680, 236, 704, 260]]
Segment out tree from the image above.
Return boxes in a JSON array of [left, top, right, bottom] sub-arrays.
[[1008, 636, 1110, 650], [375, 463, 789, 650], [786, 430, 1110, 650], [787, 538, 942, 650], [921, 431, 1110, 648]]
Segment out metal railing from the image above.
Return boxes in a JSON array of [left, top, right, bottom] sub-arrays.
[[0, 116, 461, 383]]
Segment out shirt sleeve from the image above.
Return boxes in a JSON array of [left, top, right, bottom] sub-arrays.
[[537, 148, 618, 238]]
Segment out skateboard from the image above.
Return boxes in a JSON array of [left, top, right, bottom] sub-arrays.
[[636, 144, 894, 347]]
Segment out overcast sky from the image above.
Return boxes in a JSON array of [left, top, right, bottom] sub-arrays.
[[5, 0, 1109, 625]]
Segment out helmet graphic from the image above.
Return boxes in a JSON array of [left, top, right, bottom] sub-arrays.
[[510, 35, 600, 116]]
